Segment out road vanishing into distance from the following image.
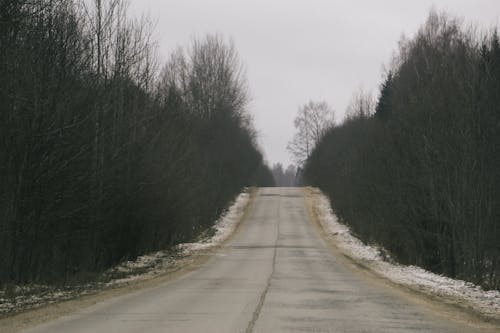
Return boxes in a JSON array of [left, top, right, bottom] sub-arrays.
[[22, 188, 495, 333]]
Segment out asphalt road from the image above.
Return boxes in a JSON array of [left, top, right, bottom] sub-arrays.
[[23, 188, 494, 333]]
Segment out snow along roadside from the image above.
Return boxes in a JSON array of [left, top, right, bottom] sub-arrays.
[[177, 189, 251, 254], [108, 188, 253, 285], [307, 187, 500, 321], [0, 188, 253, 316]]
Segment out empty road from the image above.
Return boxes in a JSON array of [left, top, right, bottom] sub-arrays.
[[22, 188, 494, 332]]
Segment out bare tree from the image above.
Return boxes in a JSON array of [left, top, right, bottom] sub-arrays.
[[345, 88, 375, 121], [287, 100, 335, 165]]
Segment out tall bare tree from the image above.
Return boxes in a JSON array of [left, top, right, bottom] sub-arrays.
[[287, 100, 335, 165]]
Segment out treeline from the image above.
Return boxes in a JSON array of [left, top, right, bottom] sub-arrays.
[[271, 163, 297, 187], [0, 0, 272, 284], [305, 12, 500, 289]]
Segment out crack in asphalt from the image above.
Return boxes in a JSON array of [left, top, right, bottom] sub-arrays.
[[245, 191, 281, 333]]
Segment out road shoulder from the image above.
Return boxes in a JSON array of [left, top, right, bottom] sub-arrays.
[[303, 186, 500, 332], [0, 188, 257, 333]]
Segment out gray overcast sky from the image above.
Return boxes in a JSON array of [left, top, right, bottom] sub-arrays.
[[129, 0, 499, 166]]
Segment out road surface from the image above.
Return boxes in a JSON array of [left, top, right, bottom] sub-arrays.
[[23, 188, 494, 332]]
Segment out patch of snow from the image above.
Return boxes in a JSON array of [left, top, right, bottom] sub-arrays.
[[178, 191, 250, 254], [311, 187, 500, 319], [0, 189, 252, 316], [104, 189, 251, 286]]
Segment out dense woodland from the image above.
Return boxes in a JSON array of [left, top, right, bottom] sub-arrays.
[[305, 12, 500, 290], [0, 0, 273, 284]]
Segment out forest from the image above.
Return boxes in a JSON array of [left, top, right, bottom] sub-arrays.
[[304, 12, 500, 290], [0, 0, 273, 284]]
